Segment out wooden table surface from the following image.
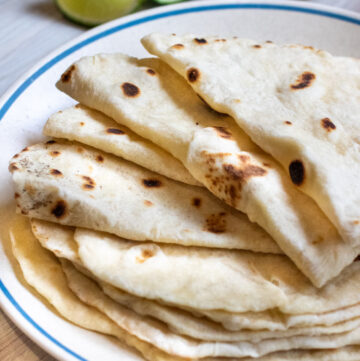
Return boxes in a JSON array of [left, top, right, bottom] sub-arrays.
[[1, 0, 359, 360]]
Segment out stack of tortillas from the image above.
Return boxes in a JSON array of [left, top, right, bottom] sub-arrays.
[[8, 34, 360, 360]]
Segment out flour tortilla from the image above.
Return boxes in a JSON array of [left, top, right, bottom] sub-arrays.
[[142, 33, 360, 254], [10, 215, 183, 361], [55, 53, 356, 287], [63, 259, 360, 359], [237, 346, 360, 361], [44, 104, 199, 186], [28, 219, 360, 335], [73, 227, 360, 315], [31, 219, 360, 342], [10, 141, 279, 253], [199, 303, 360, 332], [102, 283, 360, 342], [10, 217, 360, 361]]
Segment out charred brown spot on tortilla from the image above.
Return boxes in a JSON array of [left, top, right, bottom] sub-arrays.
[[77, 147, 84, 154], [289, 160, 305, 186], [290, 72, 316, 90], [81, 175, 96, 186], [46, 140, 56, 145], [136, 249, 155, 264], [285, 121, 292, 125], [96, 155, 104, 163], [203, 152, 266, 206], [83, 184, 95, 190], [106, 128, 125, 135], [253, 44, 261, 49], [354, 255, 360, 262], [207, 152, 232, 161], [144, 200, 153, 207], [205, 213, 227, 233], [215, 39, 226, 42], [22, 147, 29, 152], [171, 43, 184, 50], [266, 40, 273, 43], [187, 68, 200, 83], [321, 117, 336, 132], [121, 82, 140, 97], [21, 209, 28, 215], [80, 122, 85, 126], [192, 198, 202, 208], [51, 200, 67, 219], [75, 104, 81, 109], [24, 184, 36, 196], [229, 185, 237, 200], [194, 38, 207, 44], [352, 220, 360, 225], [223, 164, 267, 181], [213, 127, 233, 140], [50, 151, 61, 157], [263, 162, 271, 168], [238, 155, 250, 163], [146, 68, 156, 76], [9, 163, 19, 172], [312, 236, 324, 244], [81, 175, 96, 190], [13, 154, 19, 159], [50, 169, 63, 177], [14, 193, 20, 199], [142, 179, 162, 188], [61, 65, 76, 83]]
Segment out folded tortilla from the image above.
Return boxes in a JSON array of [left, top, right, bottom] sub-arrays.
[[55, 52, 357, 287], [72, 227, 360, 315], [9, 141, 279, 253], [142, 33, 360, 260], [44, 104, 199, 186]]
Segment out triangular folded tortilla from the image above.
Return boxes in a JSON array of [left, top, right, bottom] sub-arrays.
[[10, 141, 279, 253], [55, 53, 357, 286], [142, 32, 360, 257]]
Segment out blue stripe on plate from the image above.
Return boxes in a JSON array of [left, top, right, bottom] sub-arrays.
[[0, 279, 87, 361], [0, 3, 359, 360]]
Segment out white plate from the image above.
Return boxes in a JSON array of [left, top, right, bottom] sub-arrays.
[[0, 1, 359, 360]]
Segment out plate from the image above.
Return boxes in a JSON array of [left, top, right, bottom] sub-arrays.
[[0, 1, 359, 360]]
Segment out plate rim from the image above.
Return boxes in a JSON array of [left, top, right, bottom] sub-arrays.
[[1, 1, 360, 360]]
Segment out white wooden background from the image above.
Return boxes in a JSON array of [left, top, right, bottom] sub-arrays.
[[0, 0, 359, 360]]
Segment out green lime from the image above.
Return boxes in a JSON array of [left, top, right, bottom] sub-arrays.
[[55, 0, 143, 27]]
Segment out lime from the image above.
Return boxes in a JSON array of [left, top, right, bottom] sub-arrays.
[[56, 0, 143, 27]]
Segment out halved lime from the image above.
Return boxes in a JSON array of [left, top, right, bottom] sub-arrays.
[[56, 0, 143, 27]]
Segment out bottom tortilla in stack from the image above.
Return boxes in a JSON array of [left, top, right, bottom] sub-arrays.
[[31, 220, 360, 344], [10, 215, 360, 360]]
